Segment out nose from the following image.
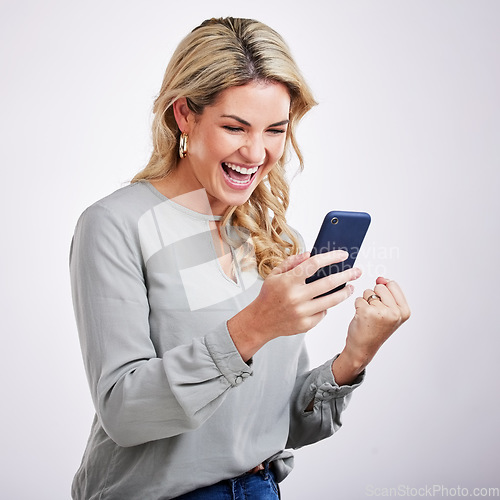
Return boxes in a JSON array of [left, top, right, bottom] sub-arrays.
[[239, 133, 266, 165]]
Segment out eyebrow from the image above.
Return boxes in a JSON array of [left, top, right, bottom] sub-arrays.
[[221, 115, 289, 128]]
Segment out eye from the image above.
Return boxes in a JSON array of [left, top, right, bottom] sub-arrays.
[[223, 126, 244, 133], [267, 128, 286, 135]]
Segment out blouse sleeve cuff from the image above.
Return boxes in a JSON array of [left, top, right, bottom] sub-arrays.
[[313, 355, 365, 402], [204, 323, 253, 387]]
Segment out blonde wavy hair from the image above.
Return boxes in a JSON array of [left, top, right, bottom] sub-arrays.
[[132, 17, 317, 277]]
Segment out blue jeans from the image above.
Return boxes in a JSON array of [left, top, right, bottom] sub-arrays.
[[174, 462, 280, 499]]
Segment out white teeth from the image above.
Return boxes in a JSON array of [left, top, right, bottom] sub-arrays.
[[225, 162, 259, 175]]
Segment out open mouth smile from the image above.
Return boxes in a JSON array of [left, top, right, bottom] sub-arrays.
[[221, 162, 260, 189]]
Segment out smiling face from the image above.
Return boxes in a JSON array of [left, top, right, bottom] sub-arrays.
[[163, 81, 291, 215]]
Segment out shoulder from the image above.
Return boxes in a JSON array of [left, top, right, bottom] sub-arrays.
[[72, 182, 167, 257], [85, 182, 163, 218], [76, 182, 164, 230]]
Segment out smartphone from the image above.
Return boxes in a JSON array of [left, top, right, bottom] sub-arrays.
[[305, 211, 371, 295]]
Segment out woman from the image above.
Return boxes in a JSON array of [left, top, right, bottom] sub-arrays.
[[70, 17, 410, 499]]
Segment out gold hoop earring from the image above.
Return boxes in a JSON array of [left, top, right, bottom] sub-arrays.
[[179, 132, 188, 159]]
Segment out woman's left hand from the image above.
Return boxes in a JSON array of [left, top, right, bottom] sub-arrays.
[[332, 277, 411, 385]]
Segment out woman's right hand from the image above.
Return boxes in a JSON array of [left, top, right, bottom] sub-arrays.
[[227, 250, 362, 361]]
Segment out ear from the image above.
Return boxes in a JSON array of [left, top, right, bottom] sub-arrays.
[[172, 98, 194, 134]]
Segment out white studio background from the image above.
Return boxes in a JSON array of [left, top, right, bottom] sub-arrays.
[[1, 1, 499, 499]]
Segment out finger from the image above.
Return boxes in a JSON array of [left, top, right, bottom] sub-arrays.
[[363, 288, 374, 300], [298, 250, 349, 280], [384, 280, 411, 317], [354, 295, 370, 312], [306, 267, 361, 299], [298, 308, 329, 332], [362, 288, 386, 307], [383, 280, 408, 307], [311, 308, 328, 324], [376, 278, 411, 319], [306, 283, 355, 313], [374, 283, 398, 308], [271, 252, 310, 276]]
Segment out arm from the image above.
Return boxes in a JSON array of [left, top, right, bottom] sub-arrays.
[[286, 276, 411, 448], [70, 204, 252, 447], [227, 252, 409, 449], [286, 347, 364, 450], [285, 277, 410, 449]]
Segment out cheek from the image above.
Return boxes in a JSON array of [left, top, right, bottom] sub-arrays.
[[190, 130, 220, 160], [270, 137, 287, 160], [201, 131, 238, 160]]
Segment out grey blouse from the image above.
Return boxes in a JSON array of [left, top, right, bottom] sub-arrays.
[[70, 182, 364, 499]]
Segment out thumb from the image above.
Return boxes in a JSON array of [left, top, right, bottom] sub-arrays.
[[270, 252, 310, 276]]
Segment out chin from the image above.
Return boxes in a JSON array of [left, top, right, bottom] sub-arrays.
[[224, 191, 254, 208], [218, 181, 260, 207]]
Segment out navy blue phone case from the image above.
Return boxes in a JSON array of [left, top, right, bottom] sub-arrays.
[[305, 211, 371, 295]]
